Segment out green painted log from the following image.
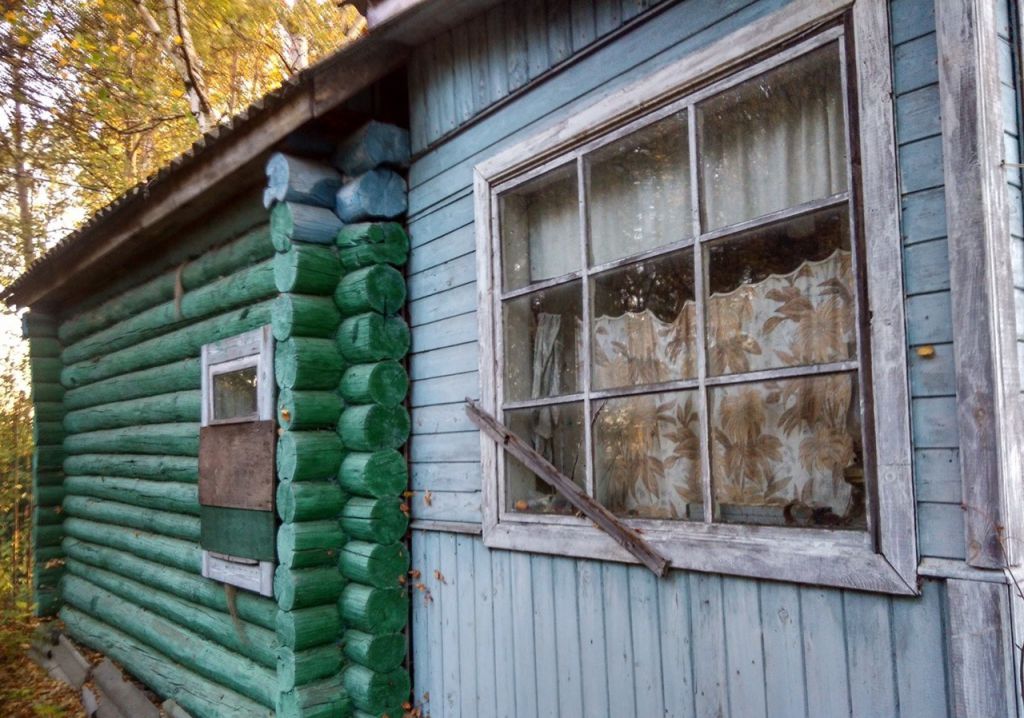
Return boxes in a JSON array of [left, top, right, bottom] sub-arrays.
[[63, 538, 276, 629], [64, 390, 200, 433], [58, 224, 273, 345], [34, 525, 63, 548], [34, 402, 66, 422], [276, 605, 342, 650], [278, 389, 343, 431], [339, 584, 408, 634], [29, 337, 62, 358], [264, 153, 343, 209], [275, 338, 345, 390], [334, 169, 407, 223], [64, 423, 199, 457], [333, 121, 410, 176], [23, 312, 57, 338], [62, 300, 274, 388], [334, 265, 406, 317], [61, 576, 276, 707], [277, 431, 344, 482], [62, 260, 277, 365], [35, 471, 64, 488], [338, 497, 408, 544], [272, 295, 342, 341], [64, 358, 200, 411], [63, 496, 200, 541], [34, 446, 66, 471], [342, 630, 405, 672], [63, 454, 198, 482], [35, 485, 65, 507], [35, 588, 62, 617], [33, 506, 62, 526], [61, 607, 274, 718], [274, 245, 342, 295], [34, 562, 64, 586], [65, 559, 277, 668], [63, 518, 200, 572], [276, 674, 350, 718], [336, 313, 409, 363], [35, 546, 63, 564], [275, 565, 346, 611], [339, 541, 409, 589], [277, 480, 346, 522], [335, 223, 409, 270], [33, 421, 63, 445], [270, 202, 344, 252], [338, 452, 407, 499], [31, 358, 62, 383], [337, 405, 409, 452], [31, 384, 64, 403], [277, 520, 346, 569], [64, 476, 198, 514], [339, 362, 408, 407], [343, 664, 411, 715], [277, 644, 343, 690]]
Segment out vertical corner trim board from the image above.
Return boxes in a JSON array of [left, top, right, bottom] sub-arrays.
[[947, 578, 1016, 717], [267, 122, 413, 718]]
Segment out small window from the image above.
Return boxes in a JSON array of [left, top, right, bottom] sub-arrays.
[[476, 6, 916, 593], [200, 326, 275, 596]]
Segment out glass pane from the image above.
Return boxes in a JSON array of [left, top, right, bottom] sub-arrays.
[[213, 365, 258, 420], [501, 163, 581, 290], [710, 373, 865, 529], [591, 250, 697, 389], [588, 112, 692, 265], [593, 390, 703, 520], [503, 282, 583, 402], [705, 205, 854, 376], [506, 402, 585, 514], [699, 42, 847, 229]]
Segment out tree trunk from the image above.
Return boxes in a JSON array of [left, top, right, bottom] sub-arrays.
[[11, 62, 35, 267]]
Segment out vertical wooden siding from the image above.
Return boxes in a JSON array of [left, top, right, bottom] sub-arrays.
[[410, 531, 953, 718], [999, 1, 1024, 387]]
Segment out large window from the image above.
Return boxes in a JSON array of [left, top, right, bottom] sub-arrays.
[[475, 4, 917, 594]]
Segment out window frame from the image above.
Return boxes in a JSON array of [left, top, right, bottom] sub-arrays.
[[199, 326, 276, 595], [474, 0, 918, 594]]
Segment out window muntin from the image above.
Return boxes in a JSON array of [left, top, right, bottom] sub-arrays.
[[495, 35, 867, 532]]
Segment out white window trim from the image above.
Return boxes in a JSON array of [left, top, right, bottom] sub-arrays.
[[474, 0, 918, 594], [200, 325, 276, 596]]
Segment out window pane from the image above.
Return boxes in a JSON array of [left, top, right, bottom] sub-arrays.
[[213, 365, 259, 420], [506, 402, 585, 514], [699, 42, 847, 229], [588, 112, 692, 265], [501, 163, 581, 290], [706, 205, 854, 376], [503, 282, 583, 402], [710, 373, 865, 529], [591, 250, 697, 389], [593, 390, 703, 520]]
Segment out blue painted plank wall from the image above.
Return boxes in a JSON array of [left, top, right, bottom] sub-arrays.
[[410, 531, 953, 718], [405, 0, 964, 557]]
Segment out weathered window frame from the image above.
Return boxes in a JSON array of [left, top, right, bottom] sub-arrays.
[[474, 0, 918, 594], [199, 326, 276, 595]]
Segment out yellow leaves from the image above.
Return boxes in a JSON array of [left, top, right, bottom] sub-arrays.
[[172, 35, 183, 46], [69, 38, 80, 50], [17, 34, 30, 46], [4, 10, 18, 23], [127, 31, 140, 43]]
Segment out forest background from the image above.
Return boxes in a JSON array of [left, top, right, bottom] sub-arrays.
[[0, 1, 362, 710]]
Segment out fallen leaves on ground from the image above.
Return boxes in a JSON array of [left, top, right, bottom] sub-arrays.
[[0, 609, 82, 717]]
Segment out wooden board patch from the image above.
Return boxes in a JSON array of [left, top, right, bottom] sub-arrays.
[[198, 420, 276, 511]]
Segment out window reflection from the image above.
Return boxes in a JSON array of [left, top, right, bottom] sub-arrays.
[[213, 365, 258, 421]]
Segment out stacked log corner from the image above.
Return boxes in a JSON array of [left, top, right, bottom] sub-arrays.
[[54, 216, 284, 718], [268, 121, 412, 718], [24, 312, 65, 617]]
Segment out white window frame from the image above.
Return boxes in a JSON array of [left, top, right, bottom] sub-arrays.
[[199, 326, 276, 595], [474, 0, 918, 594]]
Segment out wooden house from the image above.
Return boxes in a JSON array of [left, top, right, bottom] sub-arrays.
[[5, 0, 1023, 715]]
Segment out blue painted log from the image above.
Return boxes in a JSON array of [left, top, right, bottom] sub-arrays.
[[335, 170, 408, 223], [264, 153, 343, 209], [332, 121, 411, 176], [270, 202, 344, 252]]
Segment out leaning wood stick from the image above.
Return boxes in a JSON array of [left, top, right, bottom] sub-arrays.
[[464, 399, 670, 576]]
